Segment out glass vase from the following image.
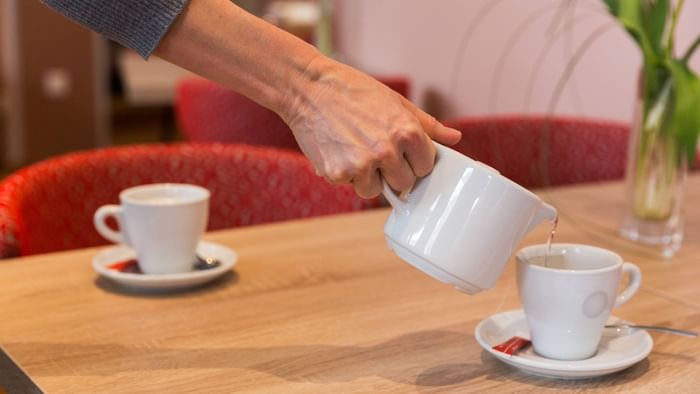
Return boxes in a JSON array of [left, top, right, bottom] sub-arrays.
[[620, 73, 688, 258]]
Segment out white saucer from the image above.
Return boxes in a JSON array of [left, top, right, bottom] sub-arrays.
[[475, 309, 653, 379], [92, 241, 237, 290]]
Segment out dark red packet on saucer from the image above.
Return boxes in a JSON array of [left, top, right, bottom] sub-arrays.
[[492, 336, 531, 355], [107, 259, 143, 274]]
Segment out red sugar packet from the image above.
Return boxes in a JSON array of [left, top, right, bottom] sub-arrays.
[[107, 259, 142, 274], [492, 336, 531, 355]]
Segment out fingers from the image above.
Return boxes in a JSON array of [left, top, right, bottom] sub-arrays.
[[352, 168, 383, 199], [378, 146, 415, 195], [401, 97, 462, 146], [320, 114, 441, 196], [401, 130, 435, 178], [384, 112, 436, 179], [312, 96, 459, 198], [321, 144, 416, 198]]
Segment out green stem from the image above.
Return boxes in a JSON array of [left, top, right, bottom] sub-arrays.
[[682, 34, 700, 63], [667, 0, 684, 55], [632, 77, 679, 221]]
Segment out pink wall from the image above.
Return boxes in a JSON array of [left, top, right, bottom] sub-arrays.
[[335, 0, 700, 124]]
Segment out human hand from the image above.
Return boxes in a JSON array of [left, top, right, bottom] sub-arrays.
[[280, 56, 462, 199]]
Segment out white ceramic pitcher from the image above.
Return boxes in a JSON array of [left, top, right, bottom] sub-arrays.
[[383, 143, 557, 294]]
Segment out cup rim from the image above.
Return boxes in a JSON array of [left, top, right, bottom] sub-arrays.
[[516, 243, 623, 274], [120, 183, 210, 206]]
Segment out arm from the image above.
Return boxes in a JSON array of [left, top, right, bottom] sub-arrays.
[[43, 0, 462, 198], [41, 0, 188, 58]]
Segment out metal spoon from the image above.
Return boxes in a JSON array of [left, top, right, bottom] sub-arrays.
[[193, 255, 221, 270], [605, 324, 698, 338]]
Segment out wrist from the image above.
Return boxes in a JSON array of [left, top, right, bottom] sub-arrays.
[[156, 0, 325, 121], [276, 51, 337, 124]]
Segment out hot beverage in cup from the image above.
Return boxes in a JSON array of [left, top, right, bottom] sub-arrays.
[[93, 183, 210, 275], [516, 244, 641, 360]]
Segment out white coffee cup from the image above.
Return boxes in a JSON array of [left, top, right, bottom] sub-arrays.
[[383, 142, 557, 294], [516, 243, 642, 360], [93, 183, 210, 275]]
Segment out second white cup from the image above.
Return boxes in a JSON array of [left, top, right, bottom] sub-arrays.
[[516, 243, 642, 360], [93, 183, 210, 275]]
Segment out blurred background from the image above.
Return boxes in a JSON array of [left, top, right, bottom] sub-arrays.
[[1, 0, 699, 175]]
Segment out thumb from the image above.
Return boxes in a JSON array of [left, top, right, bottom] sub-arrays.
[[401, 97, 462, 146]]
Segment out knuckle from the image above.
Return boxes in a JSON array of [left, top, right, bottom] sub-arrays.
[[313, 166, 325, 177], [326, 167, 354, 183], [326, 157, 373, 184], [371, 145, 395, 164], [354, 154, 376, 174], [392, 124, 424, 147]]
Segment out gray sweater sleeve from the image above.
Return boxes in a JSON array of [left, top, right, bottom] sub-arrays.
[[41, 0, 189, 58]]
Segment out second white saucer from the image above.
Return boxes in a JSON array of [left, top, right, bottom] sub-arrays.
[[92, 241, 237, 290]]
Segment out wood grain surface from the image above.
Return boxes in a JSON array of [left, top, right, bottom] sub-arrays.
[[1, 176, 699, 393]]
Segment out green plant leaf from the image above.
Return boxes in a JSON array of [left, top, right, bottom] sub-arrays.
[[667, 60, 700, 164], [667, 0, 684, 54], [602, 0, 619, 14], [644, 0, 669, 55], [642, 63, 673, 118], [605, 0, 661, 62], [682, 33, 700, 63]]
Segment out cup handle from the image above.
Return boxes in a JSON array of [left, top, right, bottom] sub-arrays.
[[93, 205, 126, 244], [615, 262, 642, 308]]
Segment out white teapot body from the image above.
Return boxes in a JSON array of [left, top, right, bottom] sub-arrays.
[[384, 143, 557, 294]]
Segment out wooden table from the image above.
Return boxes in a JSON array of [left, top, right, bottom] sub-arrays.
[[1, 176, 699, 393]]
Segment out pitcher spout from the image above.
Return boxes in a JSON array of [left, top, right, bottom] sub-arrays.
[[526, 202, 558, 233]]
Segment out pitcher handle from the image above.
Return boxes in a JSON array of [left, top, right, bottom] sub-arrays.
[[382, 181, 411, 215], [382, 141, 448, 214]]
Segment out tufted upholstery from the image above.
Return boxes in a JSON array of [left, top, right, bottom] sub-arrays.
[[0, 143, 381, 258], [175, 76, 410, 149], [442, 116, 632, 188]]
